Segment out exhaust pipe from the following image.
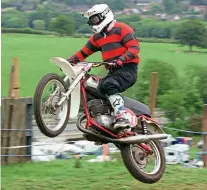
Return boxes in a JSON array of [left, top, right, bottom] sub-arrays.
[[77, 115, 167, 144], [115, 134, 167, 144]]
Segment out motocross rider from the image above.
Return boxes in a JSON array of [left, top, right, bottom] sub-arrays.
[[67, 4, 140, 130]]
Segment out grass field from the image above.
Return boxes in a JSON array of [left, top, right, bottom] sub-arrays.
[[2, 158, 207, 190], [2, 33, 207, 97]]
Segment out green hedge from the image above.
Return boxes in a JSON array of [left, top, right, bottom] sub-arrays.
[[137, 37, 178, 44], [1, 28, 86, 38], [2, 28, 178, 44], [1, 28, 58, 35]]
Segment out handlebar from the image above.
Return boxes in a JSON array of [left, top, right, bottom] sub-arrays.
[[90, 61, 115, 68], [68, 61, 116, 68]]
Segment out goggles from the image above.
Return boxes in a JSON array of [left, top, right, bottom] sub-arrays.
[[87, 14, 104, 26], [87, 8, 110, 26]]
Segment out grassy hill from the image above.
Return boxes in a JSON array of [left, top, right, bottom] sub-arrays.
[[2, 33, 207, 97], [2, 158, 207, 190]]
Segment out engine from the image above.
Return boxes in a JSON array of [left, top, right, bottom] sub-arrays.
[[87, 99, 114, 129]]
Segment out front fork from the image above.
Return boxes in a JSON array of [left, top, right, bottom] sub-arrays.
[[57, 70, 86, 107]]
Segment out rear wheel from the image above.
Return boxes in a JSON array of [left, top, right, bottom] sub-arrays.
[[120, 140, 165, 183], [33, 73, 70, 137]]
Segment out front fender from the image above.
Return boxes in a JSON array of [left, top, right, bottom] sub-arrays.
[[50, 57, 81, 119]]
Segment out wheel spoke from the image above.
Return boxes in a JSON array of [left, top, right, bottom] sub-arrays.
[[130, 141, 161, 175], [40, 79, 68, 132]]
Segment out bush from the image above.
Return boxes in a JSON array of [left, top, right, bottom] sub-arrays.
[[6, 17, 29, 28], [49, 15, 74, 35], [32, 20, 45, 30], [187, 114, 203, 134]]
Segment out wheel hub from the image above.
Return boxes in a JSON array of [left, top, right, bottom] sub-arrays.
[[43, 94, 61, 115], [132, 145, 148, 169]]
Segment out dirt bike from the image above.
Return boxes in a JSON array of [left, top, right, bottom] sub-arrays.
[[33, 57, 167, 184]]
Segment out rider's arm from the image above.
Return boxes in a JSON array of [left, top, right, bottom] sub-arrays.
[[67, 35, 99, 63], [119, 24, 140, 63]]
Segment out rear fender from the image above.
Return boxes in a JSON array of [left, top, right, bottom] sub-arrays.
[[50, 57, 81, 119], [146, 120, 165, 134]]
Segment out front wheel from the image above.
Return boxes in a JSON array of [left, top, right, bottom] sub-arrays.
[[33, 73, 70, 137], [120, 140, 165, 184]]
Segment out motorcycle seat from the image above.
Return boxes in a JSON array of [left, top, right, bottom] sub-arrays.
[[123, 96, 151, 117]]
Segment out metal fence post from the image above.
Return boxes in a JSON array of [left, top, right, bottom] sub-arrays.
[[24, 98, 33, 161]]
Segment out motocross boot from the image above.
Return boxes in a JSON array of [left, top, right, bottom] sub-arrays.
[[108, 94, 130, 130]]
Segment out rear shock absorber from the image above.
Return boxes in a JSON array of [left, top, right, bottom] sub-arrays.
[[141, 117, 148, 135]]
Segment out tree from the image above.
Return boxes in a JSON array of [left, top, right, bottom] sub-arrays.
[[28, 7, 59, 29], [117, 14, 141, 23], [49, 15, 74, 35], [64, 0, 126, 10], [162, 0, 176, 14], [105, 0, 126, 11], [150, 3, 164, 15], [159, 90, 187, 122], [204, 11, 207, 20], [2, 10, 29, 28], [182, 78, 203, 114], [67, 12, 88, 31], [125, 59, 179, 104], [176, 20, 206, 51], [190, 0, 207, 5], [185, 65, 207, 104], [32, 20, 45, 30], [77, 24, 91, 34], [162, 0, 184, 14], [132, 19, 174, 39], [187, 114, 203, 134]]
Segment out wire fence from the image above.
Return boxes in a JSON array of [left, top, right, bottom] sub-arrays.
[[1, 118, 206, 158], [161, 125, 207, 135], [1, 102, 207, 167]]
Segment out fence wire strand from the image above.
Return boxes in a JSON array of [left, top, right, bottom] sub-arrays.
[[1, 111, 207, 157]]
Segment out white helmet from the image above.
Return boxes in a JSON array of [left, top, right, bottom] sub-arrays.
[[83, 4, 114, 33]]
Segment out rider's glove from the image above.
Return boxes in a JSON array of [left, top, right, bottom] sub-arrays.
[[112, 59, 124, 69], [67, 56, 78, 66]]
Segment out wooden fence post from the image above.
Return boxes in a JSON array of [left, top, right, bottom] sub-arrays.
[[202, 104, 207, 168], [1, 98, 33, 165], [1, 57, 33, 164], [8, 64, 14, 97], [149, 72, 158, 117], [8, 57, 20, 98]]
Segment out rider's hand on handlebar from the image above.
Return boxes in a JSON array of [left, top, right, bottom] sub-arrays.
[[66, 57, 76, 66], [112, 59, 124, 69]]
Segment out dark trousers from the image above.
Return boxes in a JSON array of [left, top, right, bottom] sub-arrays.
[[98, 63, 138, 96]]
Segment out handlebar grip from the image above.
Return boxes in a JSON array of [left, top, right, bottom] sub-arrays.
[[107, 62, 116, 66]]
